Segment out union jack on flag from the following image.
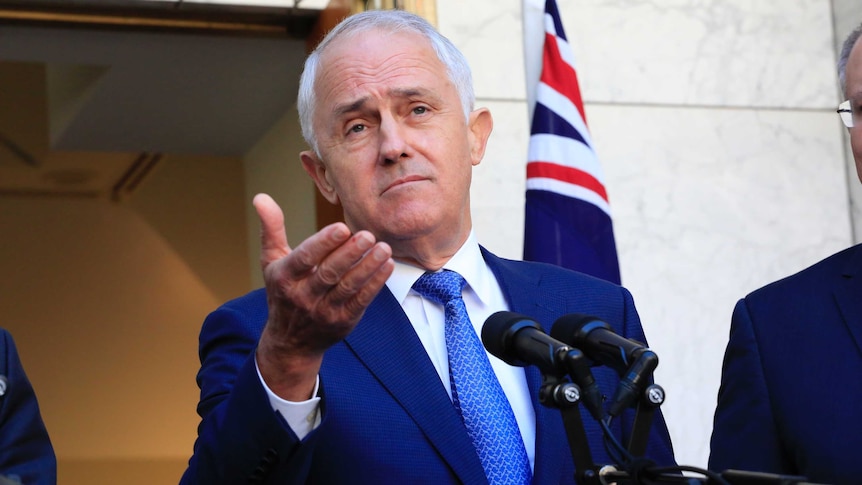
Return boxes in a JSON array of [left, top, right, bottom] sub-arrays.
[[523, 0, 621, 285]]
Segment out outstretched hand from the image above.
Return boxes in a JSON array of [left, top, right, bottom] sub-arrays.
[[253, 193, 394, 401]]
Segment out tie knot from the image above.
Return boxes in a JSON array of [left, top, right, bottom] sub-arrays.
[[412, 270, 466, 305]]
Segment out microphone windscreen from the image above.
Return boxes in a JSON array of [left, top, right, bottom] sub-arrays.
[[550, 313, 604, 344], [481, 311, 541, 366]]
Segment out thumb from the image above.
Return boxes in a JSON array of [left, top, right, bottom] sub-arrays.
[[253, 193, 290, 271]]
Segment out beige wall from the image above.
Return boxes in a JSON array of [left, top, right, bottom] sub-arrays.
[[1, 155, 251, 483], [243, 105, 319, 290]]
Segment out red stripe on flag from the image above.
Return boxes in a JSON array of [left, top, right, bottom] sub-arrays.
[[527, 161, 608, 202], [540, 32, 587, 124]]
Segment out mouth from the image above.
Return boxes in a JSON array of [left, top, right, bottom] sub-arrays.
[[382, 175, 429, 194]]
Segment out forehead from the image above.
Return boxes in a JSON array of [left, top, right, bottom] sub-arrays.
[[314, 28, 449, 101]]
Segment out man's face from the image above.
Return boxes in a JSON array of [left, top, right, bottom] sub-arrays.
[[300, 28, 492, 260], [846, 37, 862, 183]]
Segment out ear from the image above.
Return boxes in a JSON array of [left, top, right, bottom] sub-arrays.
[[300, 150, 340, 205], [467, 108, 493, 167]]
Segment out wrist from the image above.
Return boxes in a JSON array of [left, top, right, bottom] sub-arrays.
[[256, 330, 323, 401]]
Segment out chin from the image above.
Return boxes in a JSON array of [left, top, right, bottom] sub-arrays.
[[379, 213, 440, 241]]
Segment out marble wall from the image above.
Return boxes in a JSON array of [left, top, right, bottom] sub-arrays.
[[437, 0, 861, 468]]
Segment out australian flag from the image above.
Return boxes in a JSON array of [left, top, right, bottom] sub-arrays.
[[523, 0, 621, 285]]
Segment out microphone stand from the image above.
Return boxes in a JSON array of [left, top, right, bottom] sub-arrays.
[[538, 374, 601, 485], [532, 349, 824, 485], [536, 351, 676, 485], [535, 366, 824, 485], [537, 374, 676, 485], [624, 383, 665, 457]]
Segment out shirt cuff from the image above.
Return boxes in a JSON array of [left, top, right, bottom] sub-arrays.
[[255, 358, 322, 440]]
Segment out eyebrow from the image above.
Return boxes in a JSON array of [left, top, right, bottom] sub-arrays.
[[391, 87, 429, 99], [332, 88, 438, 117], [334, 97, 369, 118]]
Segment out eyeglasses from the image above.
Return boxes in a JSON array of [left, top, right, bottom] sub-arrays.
[[838, 100, 856, 128]]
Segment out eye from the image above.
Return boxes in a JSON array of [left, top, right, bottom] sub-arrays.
[[349, 124, 365, 134], [412, 106, 428, 115]]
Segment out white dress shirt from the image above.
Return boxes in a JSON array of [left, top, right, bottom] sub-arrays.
[[257, 232, 536, 470]]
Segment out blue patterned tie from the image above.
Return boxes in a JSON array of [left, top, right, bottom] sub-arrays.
[[413, 270, 532, 485]]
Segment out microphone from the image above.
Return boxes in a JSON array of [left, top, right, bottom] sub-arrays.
[[551, 314, 658, 417], [482, 311, 606, 421], [482, 311, 569, 375]]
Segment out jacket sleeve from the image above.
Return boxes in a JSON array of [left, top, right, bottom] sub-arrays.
[[708, 298, 789, 474], [0, 329, 57, 485], [180, 300, 324, 484]]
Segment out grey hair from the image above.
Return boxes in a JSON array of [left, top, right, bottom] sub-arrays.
[[296, 9, 475, 155], [838, 22, 862, 97]]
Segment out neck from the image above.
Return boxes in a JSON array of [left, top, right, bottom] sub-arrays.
[[389, 230, 470, 272]]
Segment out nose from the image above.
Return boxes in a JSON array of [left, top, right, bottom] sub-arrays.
[[378, 114, 410, 165]]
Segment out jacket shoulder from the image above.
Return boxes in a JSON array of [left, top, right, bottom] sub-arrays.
[[481, 247, 623, 293], [746, 243, 861, 302]]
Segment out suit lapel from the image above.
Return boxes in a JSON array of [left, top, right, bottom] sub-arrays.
[[483, 248, 570, 323], [343, 287, 488, 485], [835, 245, 862, 356]]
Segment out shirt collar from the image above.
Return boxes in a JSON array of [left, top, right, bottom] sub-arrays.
[[386, 231, 491, 305]]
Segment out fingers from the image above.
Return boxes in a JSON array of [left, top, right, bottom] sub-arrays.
[[285, 223, 352, 279], [302, 231, 373, 289], [278, 228, 393, 321], [253, 193, 366, 278], [289, 228, 393, 307], [253, 193, 290, 271], [334, 242, 395, 315], [313, 235, 393, 306], [254, 194, 393, 344]]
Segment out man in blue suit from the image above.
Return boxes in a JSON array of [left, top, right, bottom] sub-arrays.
[[182, 9, 675, 484], [709, 22, 862, 485], [0, 328, 56, 484]]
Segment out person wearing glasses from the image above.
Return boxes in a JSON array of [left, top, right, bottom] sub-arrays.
[[708, 22, 862, 485]]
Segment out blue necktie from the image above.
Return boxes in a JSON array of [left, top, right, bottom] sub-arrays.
[[413, 270, 532, 485]]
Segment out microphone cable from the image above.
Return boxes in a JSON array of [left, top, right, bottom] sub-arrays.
[[601, 416, 635, 467], [599, 416, 732, 485]]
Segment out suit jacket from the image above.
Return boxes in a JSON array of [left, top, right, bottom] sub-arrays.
[[0, 328, 56, 485], [182, 248, 675, 484], [709, 244, 862, 484]]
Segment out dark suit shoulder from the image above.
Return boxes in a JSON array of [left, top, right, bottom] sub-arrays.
[[480, 248, 638, 336], [220, 288, 267, 313], [202, 288, 268, 337], [481, 248, 623, 292], [745, 243, 861, 305]]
